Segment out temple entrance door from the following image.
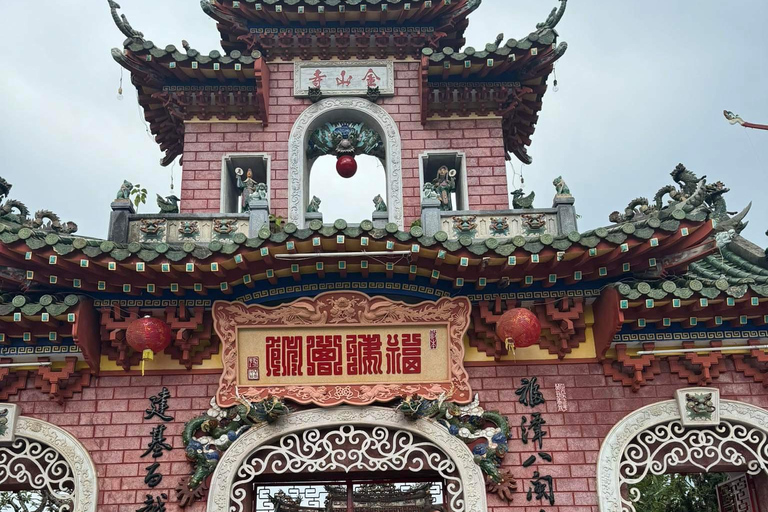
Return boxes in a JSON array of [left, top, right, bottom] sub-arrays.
[[207, 407, 488, 512]]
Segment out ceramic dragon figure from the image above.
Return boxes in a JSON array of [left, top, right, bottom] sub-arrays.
[[182, 396, 289, 491], [511, 188, 535, 209], [397, 393, 515, 500]]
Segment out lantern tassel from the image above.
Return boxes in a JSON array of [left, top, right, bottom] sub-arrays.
[[141, 349, 154, 377]]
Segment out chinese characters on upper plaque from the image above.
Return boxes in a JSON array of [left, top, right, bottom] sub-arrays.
[[213, 293, 473, 407], [260, 332, 426, 380], [294, 61, 394, 97]]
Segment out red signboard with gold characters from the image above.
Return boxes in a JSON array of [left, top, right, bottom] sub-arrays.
[[213, 292, 472, 407]]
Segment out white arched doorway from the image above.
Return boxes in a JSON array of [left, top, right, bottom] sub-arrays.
[[206, 407, 487, 512], [0, 406, 98, 512], [287, 98, 404, 229], [597, 391, 768, 512]]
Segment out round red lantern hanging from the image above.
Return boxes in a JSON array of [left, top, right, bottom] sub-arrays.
[[336, 155, 358, 178], [126, 316, 172, 375], [495, 308, 541, 353]]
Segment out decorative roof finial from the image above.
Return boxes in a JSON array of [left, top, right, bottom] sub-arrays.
[[107, 0, 144, 39], [537, 0, 568, 30], [0, 176, 10, 203]]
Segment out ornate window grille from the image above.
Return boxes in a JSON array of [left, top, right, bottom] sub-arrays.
[[0, 409, 97, 512], [230, 425, 462, 512], [597, 398, 768, 512]]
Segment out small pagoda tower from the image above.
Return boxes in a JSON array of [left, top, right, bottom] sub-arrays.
[[111, 0, 569, 229]]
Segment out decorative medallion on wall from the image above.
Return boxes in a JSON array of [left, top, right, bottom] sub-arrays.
[[294, 60, 395, 97], [213, 292, 472, 407], [676, 387, 720, 427]]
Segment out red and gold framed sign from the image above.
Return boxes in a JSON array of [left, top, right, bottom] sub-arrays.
[[213, 292, 472, 407]]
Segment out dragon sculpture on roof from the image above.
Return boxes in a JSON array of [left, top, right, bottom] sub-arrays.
[[609, 164, 750, 233]]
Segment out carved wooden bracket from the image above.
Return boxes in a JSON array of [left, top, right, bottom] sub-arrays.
[[164, 306, 219, 370], [732, 340, 768, 388], [34, 357, 91, 403], [0, 358, 28, 400], [468, 298, 588, 360], [468, 298, 518, 360], [536, 298, 586, 358], [100, 306, 219, 371], [602, 343, 661, 392], [100, 306, 142, 371], [669, 341, 727, 386]]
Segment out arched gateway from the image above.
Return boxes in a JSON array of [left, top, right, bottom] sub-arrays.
[[287, 98, 404, 229], [597, 391, 768, 512], [207, 407, 487, 512], [0, 407, 98, 512]]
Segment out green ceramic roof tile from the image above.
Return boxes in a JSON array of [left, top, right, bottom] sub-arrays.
[[523, 241, 544, 254], [0, 294, 80, 319]]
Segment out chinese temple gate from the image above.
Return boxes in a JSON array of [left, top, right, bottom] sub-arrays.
[[1, 1, 768, 512]]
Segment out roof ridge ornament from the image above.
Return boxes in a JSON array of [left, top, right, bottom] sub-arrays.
[[107, 0, 144, 39], [537, 0, 568, 30]]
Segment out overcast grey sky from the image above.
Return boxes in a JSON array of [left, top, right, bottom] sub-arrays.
[[1, 1, 766, 244]]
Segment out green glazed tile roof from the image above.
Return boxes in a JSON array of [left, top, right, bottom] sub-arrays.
[[618, 237, 768, 301], [0, 294, 80, 318]]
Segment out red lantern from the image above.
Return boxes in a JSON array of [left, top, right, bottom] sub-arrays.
[[336, 155, 358, 178], [495, 308, 541, 353], [126, 316, 172, 375]]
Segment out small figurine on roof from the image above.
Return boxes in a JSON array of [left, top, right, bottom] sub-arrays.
[[307, 196, 322, 213], [553, 176, 572, 197], [116, 180, 133, 201], [373, 194, 387, 212], [432, 166, 457, 211]]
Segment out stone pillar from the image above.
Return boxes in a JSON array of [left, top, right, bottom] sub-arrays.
[[108, 200, 135, 243], [372, 211, 388, 230], [421, 198, 442, 237], [553, 195, 578, 236], [247, 199, 270, 237]]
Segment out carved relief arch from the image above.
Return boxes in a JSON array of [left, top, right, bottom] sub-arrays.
[[0, 405, 98, 512], [207, 407, 488, 512], [597, 391, 768, 512], [288, 98, 404, 229]]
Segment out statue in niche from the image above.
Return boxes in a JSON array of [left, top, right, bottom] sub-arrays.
[[373, 194, 387, 212], [432, 166, 457, 211], [307, 196, 322, 213], [422, 182, 439, 201], [236, 168, 267, 211]]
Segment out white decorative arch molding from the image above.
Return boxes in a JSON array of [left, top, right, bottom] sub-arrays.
[[0, 413, 98, 512], [287, 98, 404, 229], [597, 397, 768, 512], [207, 407, 487, 512]]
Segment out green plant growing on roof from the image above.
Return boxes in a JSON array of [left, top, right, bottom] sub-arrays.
[[130, 183, 148, 210], [269, 214, 284, 234]]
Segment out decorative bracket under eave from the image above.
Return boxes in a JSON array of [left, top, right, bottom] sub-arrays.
[[732, 340, 768, 388], [0, 359, 28, 401], [669, 341, 727, 386], [34, 357, 92, 404], [602, 343, 661, 392]]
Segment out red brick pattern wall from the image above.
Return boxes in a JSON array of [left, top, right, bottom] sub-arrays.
[[466, 359, 768, 512], [6, 360, 768, 511], [181, 62, 510, 225]]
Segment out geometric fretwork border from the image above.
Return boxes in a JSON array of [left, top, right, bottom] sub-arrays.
[[614, 330, 768, 343]]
